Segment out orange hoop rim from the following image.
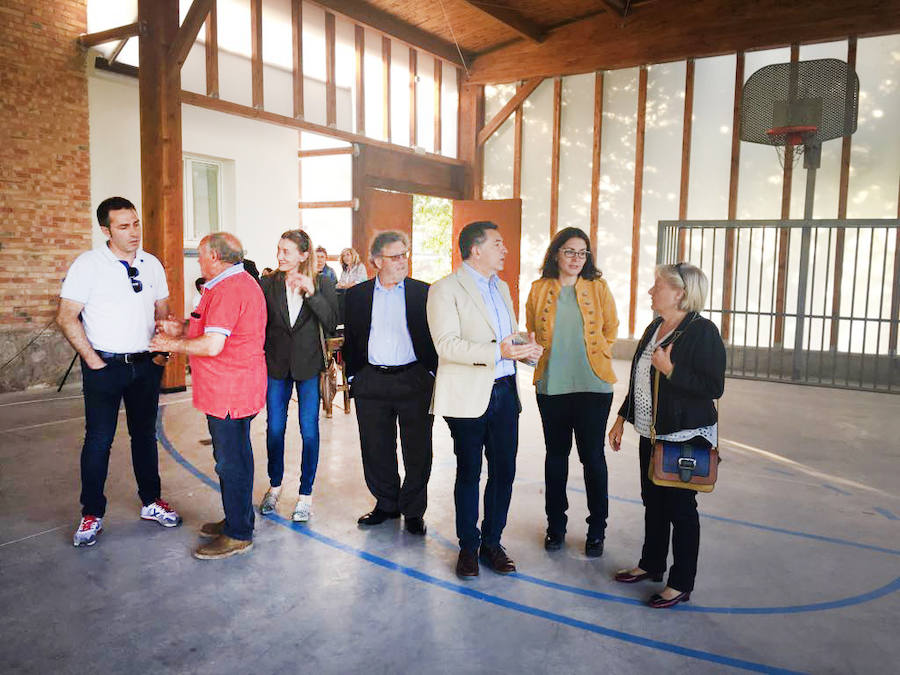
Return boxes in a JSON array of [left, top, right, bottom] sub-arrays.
[[766, 125, 818, 145]]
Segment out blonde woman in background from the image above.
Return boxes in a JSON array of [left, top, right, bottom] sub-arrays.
[[337, 247, 368, 289]]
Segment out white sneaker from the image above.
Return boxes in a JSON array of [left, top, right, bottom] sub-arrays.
[[140, 499, 183, 527], [292, 496, 311, 523], [74, 516, 103, 547]]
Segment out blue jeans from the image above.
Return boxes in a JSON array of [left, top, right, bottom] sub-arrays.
[[265, 375, 320, 495], [444, 376, 519, 552], [80, 358, 163, 517], [206, 414, 255, 541]]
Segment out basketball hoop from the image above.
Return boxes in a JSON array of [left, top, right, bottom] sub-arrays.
[[766, 125, 818, 169]]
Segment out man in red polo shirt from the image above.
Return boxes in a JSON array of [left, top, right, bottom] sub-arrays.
[[150, 232, 266, 559]]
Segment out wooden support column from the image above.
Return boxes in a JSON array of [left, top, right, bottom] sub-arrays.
[[589, 72, 604, 250], [250, 0, 263, 109], [292, 0, 303, 119], [550, 77, 562, 237], [325, 12, 336, 126], [774, 44, 799, 345], [205, 1, 218, 98], [677, 58, 694, 260], [513, 80, 525, 200], [628, 66, 648, 338], [355, 25, 365, 134], [722, 51, 744, 342], [138, 0, 185, 391], [409, 48, 418, 147], [831, 36, 857, 348], [890, 178, 900, 355], [458, 82, 485, 199], [434, 57, 442, 154], [382, 37, 391, 142]]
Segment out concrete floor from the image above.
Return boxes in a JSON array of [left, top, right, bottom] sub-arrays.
[[1, 360, 898, 674]]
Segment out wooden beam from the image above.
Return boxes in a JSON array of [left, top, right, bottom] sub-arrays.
[[831, 36, 857, 348], [890, 178, 900, 355], [79, 22, 140, 48], [355, 25, 365, 134], [382, 36, 391, 142], [251, 0, 263, 109], [458, 1, 545, 44], [458, 83, 485, 199], [168, 0, 213, 69], [298, 146, 354, 157], [466, 0, 900, 83], [325, 12, 336, 126], [180, 90, 466, 167], [292, 0, 303, 118], [409, 48, 418, 147], [677, 58, 694, 260], [138, 0, 185, 391], [307, 0, 467, 66], [108, 37, 129, 64], [513, 80, 525, 200], [299, 200, 356, 209], [629, 66, 648, 338], [774, 45, 799, 345], [434, 57, 442, 154], [721, 51, 744, 342], [205, 1, 219, 98], [476, 77, 543, 147], [550, 77, 562, 237], [596, 0, 625, 18], [589, 72, 603, 251]]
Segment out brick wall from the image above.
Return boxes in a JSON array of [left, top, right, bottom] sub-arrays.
[[0, 0, 90, 391]]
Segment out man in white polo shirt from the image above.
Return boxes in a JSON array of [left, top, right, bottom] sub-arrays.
[[57, 196, 182, 547]]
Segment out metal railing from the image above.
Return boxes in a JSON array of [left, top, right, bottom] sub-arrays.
[[657, 219, 900, 393]]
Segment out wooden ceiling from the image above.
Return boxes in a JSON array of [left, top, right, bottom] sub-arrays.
[[317, 0, 900, 84]]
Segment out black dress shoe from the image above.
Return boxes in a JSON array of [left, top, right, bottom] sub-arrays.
[[648, 591, 691, 608], [544, 532, 564, 551], [585, 537, 604, 558], [357, 508, 401, 526], [614, 569, 665, 584], [456, 549, 479, 578], [404, 516, 426, 535], [479, 545, 516, 574]]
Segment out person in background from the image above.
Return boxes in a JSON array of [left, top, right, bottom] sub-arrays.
[[315, 246, 338, 285], [257, 230, 338, 522], [336, 247, 369, 289], [526, 227, 619, 558], [608, 262, 725, 608], [150, 232, 266, 560], [191, 276, 206, 311], [57, 196, 181, 548]]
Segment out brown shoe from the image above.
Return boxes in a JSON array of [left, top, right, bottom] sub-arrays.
[[193, 534, 253, 560], [199, 519, 225, 538], [456, 549, 479, 578], [479, 545, 516, 574]]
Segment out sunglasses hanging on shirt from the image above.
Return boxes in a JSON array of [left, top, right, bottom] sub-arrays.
[[118, 260, 143, 293]]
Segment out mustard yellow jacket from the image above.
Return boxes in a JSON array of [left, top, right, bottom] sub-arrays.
[[525, 276, 620, 386]]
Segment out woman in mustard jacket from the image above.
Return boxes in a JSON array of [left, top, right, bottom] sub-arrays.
[[525, 227, 619, 557]]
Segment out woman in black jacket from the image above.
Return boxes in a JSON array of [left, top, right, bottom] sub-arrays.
[[258, 230, 338, 522], [608, 262, 725, 608]]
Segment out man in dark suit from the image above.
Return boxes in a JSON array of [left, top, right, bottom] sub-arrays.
[[343, 231, 438, 535]]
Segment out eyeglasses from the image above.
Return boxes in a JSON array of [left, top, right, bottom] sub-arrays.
[[560, 248, 590, 260], [378, 251, 409, 262], [126, 265, 143, 293]]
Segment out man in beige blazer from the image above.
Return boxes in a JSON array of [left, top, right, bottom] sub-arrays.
[[427, 221, 542, 578]]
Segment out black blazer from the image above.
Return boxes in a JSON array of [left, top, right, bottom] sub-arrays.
[[342, 277, 438, 379], [618, 312, 726, 435], [260, 272, 338, 382]]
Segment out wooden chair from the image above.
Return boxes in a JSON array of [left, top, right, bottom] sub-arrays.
[[320, 335, 350, 418]]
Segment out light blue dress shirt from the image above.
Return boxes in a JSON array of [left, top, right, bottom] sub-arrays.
[[367, 276, 417, 366], [463, 263, 516, 379]]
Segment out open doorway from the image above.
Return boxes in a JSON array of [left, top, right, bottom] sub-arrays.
[[411, 195, 452, 283]]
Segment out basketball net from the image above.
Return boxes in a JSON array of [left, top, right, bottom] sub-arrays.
[[774, 142, 805, 170], [766, 125, 817, 171]]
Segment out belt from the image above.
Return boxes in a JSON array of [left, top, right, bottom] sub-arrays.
[[97, 350, 153, 364], [370, 362, 417, 374]]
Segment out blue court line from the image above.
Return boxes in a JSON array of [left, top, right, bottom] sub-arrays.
[[874, 508, 899, 521], [156, 413, 803, 674], [765, 467, 796, 477], [425, 530, 900, 615], [821, 483, 852, 496]]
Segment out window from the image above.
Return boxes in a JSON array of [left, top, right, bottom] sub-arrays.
[[183, 156, 224, 242]]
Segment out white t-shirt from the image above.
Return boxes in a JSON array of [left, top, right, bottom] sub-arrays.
[[60, 244, 169, 353]]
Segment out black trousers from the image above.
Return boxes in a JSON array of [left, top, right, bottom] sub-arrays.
[[638, 435, 702, 593], [536, 391, 612, 540], [353, 364, 434, 518]]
